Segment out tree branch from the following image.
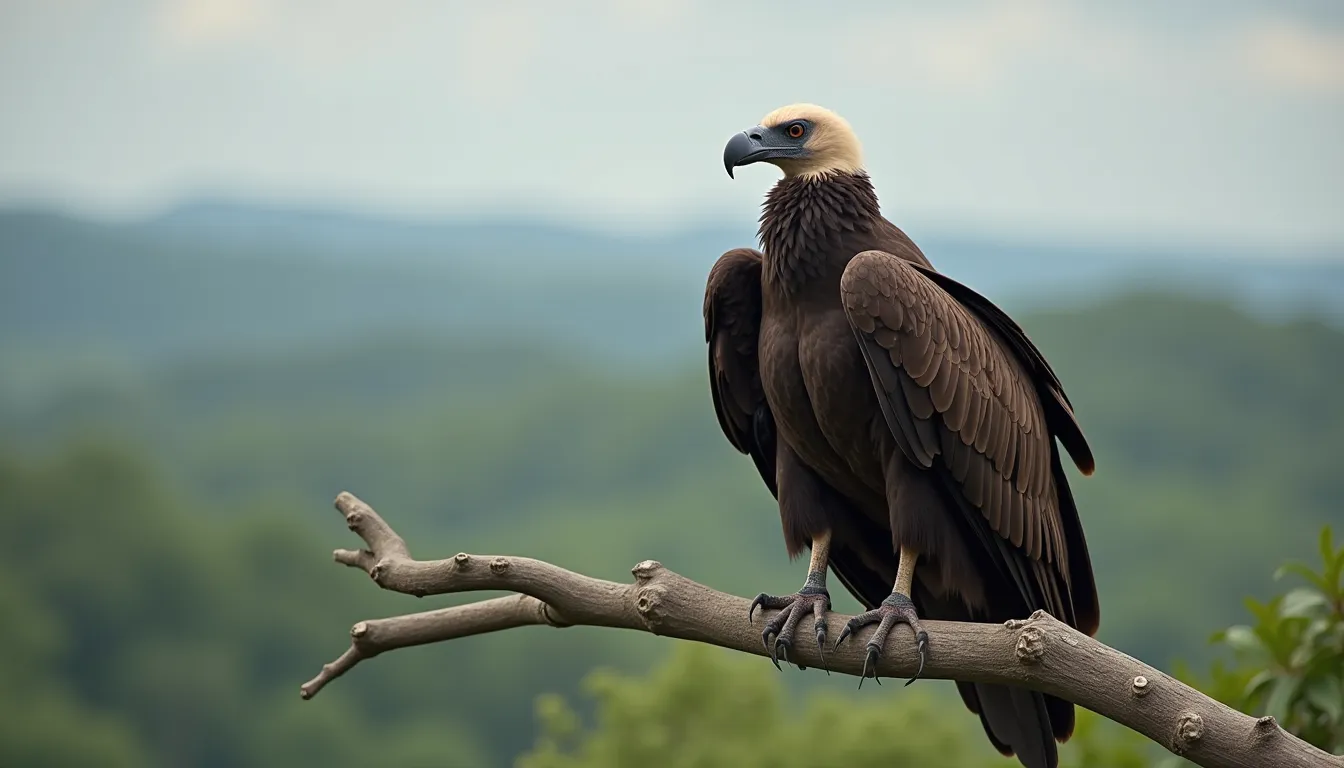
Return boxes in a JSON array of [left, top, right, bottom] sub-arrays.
[[301, 491, 1341, 768]]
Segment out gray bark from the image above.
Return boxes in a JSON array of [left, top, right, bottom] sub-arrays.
[[301, 492, 1340, 768]]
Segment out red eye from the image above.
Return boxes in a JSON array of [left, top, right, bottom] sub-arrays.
[[788, 123, 804, 138]]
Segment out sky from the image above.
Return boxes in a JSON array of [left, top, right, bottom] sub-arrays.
[[1, 0, 1341, 249]]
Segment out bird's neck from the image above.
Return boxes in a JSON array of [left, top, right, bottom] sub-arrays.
[[758, 171, 881, 295]]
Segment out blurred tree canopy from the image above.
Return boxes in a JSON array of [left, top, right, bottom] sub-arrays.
[[518, 643, 1154, 768], [1, 292, 1342, 766], [0, 442, 494, 768]]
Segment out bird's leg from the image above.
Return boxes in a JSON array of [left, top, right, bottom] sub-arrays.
[[748, 529, 833, 672], [835, 546, 929, 688]]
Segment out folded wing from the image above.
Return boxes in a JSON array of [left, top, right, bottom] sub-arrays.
[[704, 248, 777, 496]]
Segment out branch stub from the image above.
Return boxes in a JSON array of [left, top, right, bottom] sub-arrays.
[[1132, 675, 1150, 697], [1252, 715, 1282, 744], [631, 560, 664, 581], [1172, 712, 1205, 755], [635, 585, 667, 632], [1016, 625, 1046, 665]]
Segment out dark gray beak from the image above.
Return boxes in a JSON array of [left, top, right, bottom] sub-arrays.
[[723, 125, 807, 178]]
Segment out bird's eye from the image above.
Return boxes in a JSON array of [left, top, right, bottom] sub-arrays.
[[788, 123, 805, 139]]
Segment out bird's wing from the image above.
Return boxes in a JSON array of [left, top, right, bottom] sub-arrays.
[[704, 248, 777, 496], [838, 249, 1099, 636]]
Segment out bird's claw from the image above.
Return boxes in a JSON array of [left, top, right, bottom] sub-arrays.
[[746, 588, 831, 673], [748, 592, 770, 624], [815, 618, 829, 675], [770, 636, 790, 670], [907, 629, 929, 686], [834, 592, 928, 689], [861, 642, 882, 688]]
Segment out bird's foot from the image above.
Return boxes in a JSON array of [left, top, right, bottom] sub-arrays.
[[835, 592, 929, 689], [747, 583, 831, 672]]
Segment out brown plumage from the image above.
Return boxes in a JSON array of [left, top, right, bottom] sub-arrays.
[[708, 104, 1100, 768]]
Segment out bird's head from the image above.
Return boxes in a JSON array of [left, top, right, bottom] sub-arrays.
[[723, 103, 864, 181]]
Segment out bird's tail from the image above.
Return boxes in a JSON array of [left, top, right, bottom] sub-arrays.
[[958, 681, 1069, 768]]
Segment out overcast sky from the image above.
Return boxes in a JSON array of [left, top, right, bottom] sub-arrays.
[[1, 0, 1341, 249]]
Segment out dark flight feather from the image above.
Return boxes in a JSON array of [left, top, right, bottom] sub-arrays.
[[704, 248, 777, 497]]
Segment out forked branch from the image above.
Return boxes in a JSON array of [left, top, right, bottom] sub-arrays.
[[301, 492, 1339, 768]]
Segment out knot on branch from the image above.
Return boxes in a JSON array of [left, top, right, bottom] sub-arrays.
[[351, 621, 369, 639], [1252, 715, 1281, 744], [631, 560, 664, 581], [489, 557, 510, 574], [1015, 625, 1046, 665], [1131, 675, 1150, 698], [369, 559, 391, 586], [635, 585, 668, 632], [454, 552, 471, 568], [1172, 712, 1205, 755]]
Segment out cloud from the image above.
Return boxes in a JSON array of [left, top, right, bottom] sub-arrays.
[[845, 2, 1059, 90], [454, 3, 544, 110], [153, 0, 269, 49], [2, 0, 1339, 246], [1238, 16, 1344, 93], [844, 1, 1344, 98]]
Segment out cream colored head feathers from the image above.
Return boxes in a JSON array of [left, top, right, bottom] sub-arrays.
[[761, 103, 864, 179]]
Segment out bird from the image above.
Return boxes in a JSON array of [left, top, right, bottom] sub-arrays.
[[704, 103, 1100, 768]]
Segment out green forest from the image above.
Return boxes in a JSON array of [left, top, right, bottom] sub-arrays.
[[2, 268, 1343, 766]]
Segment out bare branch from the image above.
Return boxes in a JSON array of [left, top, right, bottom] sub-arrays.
[[303, 491, 1342, 768]]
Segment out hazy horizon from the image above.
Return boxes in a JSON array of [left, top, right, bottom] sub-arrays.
[[3, 0, 1341, 251]]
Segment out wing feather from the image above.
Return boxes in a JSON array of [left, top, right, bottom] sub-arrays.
[[704, 248, 777, 496], [840, 249, 1099, 637]]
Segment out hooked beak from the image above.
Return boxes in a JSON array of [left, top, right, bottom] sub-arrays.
[[723, 125, 807, 178]]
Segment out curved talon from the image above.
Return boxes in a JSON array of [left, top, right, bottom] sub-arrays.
[[834, 620, 855, 649], [903, 630, 930, 686], [748, 593, 768, 623], [815, 618, 829, 675], [859, 643, 884, 689], [745, 588, 829, 673], [837, 593, 928, 689]]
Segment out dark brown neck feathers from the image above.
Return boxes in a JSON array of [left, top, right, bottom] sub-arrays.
[[757, 171, 881, 295]]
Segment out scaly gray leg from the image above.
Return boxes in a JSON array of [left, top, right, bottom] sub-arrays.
[[749, 529, 833, 672], [835, 546, 929, 687]]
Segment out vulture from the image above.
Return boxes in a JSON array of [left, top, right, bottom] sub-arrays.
[[705, 103, 1100, 768]]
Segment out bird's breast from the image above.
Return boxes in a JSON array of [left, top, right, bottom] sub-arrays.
[[758, 300, 886, 492]]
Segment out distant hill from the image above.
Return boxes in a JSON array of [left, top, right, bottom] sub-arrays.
[[4, 202, 1343, 768], [5, 288, 1341, 669], [3, 200, 1342, 371]]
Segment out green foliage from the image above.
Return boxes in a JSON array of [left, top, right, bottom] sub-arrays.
[[0, 442, 497, 767], [518, 643, 1153, 768], [1, 293, 1342, 765], [1190, 526, 1344, 754], [6, 295, 1342, 668]]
